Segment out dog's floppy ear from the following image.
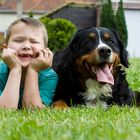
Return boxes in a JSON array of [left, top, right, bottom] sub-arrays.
[[110, 29, 129, 68], [55, 28, 82, 69], [68, 27, 92, 56], [63, 27, 91, 71], [65, 28, 83, 59], [68, 28, 83, 51]]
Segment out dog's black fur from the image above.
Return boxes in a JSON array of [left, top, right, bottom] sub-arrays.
[[52, 27, 138, 108]]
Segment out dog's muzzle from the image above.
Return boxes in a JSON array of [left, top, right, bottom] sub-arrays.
[[98, 46, 112, 59]]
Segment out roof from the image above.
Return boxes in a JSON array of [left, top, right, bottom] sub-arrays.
[[0, 0, 65, 13], [45, 0, 97, 17], [0, 0, 96, 14], [112, 0, 140, 10], [0, 0, 139, 14]]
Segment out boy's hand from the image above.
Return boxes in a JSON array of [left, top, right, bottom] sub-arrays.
[[29, 48, 53, 72], [2, 48, 21, 70]]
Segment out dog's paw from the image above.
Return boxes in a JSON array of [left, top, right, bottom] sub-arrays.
[[52, 100, 69, 109], [116, 64, 125, 71], [116, 64, 126, 77]]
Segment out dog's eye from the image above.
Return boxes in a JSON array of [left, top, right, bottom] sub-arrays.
[[87, 41, 95, 46], [108, 40, 114, 45]]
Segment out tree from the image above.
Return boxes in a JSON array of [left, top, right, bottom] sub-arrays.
[[115, 0, 128, 47], [99, 0, 116, 29], [28, 11, 34, 18]]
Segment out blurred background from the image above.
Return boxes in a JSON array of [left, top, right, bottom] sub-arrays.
[[0, 0, 140, 57]]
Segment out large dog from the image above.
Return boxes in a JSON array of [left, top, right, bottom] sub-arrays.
[[52, 27, 137, 108]]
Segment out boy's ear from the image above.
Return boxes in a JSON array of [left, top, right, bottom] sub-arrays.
[[3, 43, 7, 49]]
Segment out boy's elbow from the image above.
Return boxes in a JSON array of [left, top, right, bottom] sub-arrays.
[[0, 97, 18, 109], [0, 104, 18, 109], [22, 102, 45, 109]]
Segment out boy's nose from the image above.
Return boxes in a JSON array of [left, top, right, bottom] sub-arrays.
[[21, 40, 32, 50], [21, 44, 31, 50]]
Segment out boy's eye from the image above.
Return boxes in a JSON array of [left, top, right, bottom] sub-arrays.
[[30, 40, 40, 44], [14, 39, 23, 42], [108, 39, 114, 45], [32, 41, 39, 44]]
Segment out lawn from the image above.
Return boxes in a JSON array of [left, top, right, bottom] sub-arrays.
[[0, 58, 140, 140]]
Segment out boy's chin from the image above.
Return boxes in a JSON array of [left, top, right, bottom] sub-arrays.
[[21, 62, 30, 68]]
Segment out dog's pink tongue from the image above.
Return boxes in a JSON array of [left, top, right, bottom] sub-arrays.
[[96, 64, 114, 85]]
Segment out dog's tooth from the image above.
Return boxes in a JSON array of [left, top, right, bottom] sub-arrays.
[[92, 67, 95, 73]]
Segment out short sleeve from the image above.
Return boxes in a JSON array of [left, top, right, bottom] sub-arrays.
[[0, 62, 9, 96], [0, 78, 3, 96], [39, 68, 58, 106]]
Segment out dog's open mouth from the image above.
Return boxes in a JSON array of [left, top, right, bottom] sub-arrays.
[[85, 63, 114, 85]]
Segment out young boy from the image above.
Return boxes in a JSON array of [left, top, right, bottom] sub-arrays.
[[0, 17, 58, 109]]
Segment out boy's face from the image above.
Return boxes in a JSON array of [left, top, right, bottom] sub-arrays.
[[7, 22, 45, 67]]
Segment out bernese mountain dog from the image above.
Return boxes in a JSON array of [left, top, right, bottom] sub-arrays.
[[52, 27, 138, 108]]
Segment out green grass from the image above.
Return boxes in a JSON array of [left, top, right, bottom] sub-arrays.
[[126, 58, 140, 91], [0, 58, 140, 140]]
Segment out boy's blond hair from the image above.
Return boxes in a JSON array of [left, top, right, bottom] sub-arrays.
[[5, 17, 48, 47]]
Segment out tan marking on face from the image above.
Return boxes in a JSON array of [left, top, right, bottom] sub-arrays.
[[112, 52, 121, 76], [75, 48, 98, 67], [73, 49, 99, 86], [88, 32, 96, 40], [104, 32, 110, 40]]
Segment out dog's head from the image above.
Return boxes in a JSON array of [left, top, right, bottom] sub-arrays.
[[67, 27, 129, 85]]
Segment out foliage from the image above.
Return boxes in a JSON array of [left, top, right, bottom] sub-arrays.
[[28, 11, 34, 18], [115, 0, 128, 47], [99, 0, 116, 29], [40, 16, 51, 26], [40, 17, 77, 51]]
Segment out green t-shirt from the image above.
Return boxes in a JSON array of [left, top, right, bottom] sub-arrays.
[[0, 61, 58, 108]]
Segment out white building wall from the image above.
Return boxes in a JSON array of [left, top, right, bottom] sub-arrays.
[[125, 10, 140, 58], [0, 13, 41, 33], [0, 14, 17, 32]]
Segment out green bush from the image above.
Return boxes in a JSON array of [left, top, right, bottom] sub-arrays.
[[40, 17, 77, 51], [99, 0, 116, 29], [115, 0, 128, 47], [40, 17, 51, 27]]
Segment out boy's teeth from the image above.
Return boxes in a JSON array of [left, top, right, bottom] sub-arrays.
[[20, 54, 32, 57]]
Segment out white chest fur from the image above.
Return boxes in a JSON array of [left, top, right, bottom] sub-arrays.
[[79, 79, 112, 108]]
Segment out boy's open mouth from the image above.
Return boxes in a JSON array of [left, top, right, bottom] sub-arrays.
[[18, 54, 33, 58], [18, 54, 34, 62]]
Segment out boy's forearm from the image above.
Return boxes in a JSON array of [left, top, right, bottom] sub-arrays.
[[0, 68, 21, 109], [22, 67, 43, 109]]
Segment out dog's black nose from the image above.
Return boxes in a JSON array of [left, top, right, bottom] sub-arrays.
[[98, 47, 112, 58]]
